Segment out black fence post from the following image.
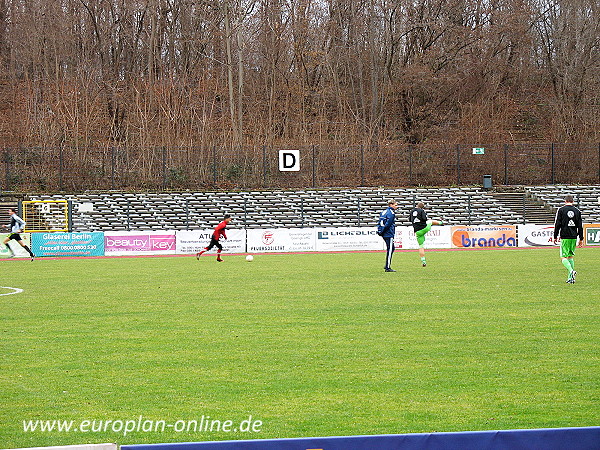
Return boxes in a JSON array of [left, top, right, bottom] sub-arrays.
[[550, 143, 555, 184], [68, 200, 73, 232], [4, 149, 10, 190], [360, 145, 365, 186], [59, 147, 64, 191], [262, 145, 267, 188], [467, 195, 471, 225], [162, 147, 167, 190], [409, 145, 413, 184], [456, 144, 461, 185], [111, 147, 116, 190], [312, 145, 316, 188], [212, 145, 217, 187], [185, 199, 190, 230], [504, 143, 509, 185], [244, 197, 248, 252]]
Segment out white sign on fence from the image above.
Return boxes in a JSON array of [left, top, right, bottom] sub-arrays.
[[278, 150, 300, 171]]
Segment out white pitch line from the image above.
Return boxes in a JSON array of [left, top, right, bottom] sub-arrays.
[[0, 286, 24, 296]]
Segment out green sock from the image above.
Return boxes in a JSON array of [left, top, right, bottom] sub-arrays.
[[569, 259, 575, 271], [562, 259, 572, 273], [421, 257, 426, 264]]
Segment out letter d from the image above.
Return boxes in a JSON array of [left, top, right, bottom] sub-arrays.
[[240, 415, 252, 432], [283, 153, 296, 168]]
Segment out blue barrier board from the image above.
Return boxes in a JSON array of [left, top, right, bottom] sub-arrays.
[[122, 426, 600, 450]]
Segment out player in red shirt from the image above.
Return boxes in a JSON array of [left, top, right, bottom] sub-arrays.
[[196, 215, 232, 262]]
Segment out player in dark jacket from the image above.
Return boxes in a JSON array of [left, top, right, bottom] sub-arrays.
[[378, 200, 398, 272], [553, 195, 583, 283], [196, 215, 232, 262]]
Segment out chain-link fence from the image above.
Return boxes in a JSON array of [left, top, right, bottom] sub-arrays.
[[2, 143, 599, 193]]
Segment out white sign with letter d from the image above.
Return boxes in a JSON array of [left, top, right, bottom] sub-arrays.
[[279, 150, 300, 171]]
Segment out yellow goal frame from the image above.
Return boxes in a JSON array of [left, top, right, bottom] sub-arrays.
[[22, 200, 70, 232]]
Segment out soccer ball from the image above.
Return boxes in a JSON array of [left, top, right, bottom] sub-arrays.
[[245, 254, 254, 262]]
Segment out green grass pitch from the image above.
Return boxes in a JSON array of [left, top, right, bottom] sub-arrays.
[[1, 248, 599, 447]]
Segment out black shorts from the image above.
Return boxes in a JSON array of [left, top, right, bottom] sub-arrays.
[[8, 233, 22, 241], [207, 237, 222, 251]]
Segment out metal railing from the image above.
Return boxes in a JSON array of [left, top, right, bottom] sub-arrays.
[[2, 143, 599, 193]]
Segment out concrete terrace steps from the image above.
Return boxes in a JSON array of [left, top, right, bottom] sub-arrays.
[[22, 185, 600, 232], [490, 191, 556, 224]]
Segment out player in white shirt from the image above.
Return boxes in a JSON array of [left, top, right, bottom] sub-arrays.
[[3, 208, 35, 261]]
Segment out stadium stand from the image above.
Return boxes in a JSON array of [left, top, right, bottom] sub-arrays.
[[26, 185, 600, 232], [27, 187, 530, 232]]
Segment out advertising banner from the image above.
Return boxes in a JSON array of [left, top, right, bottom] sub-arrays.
[[315, 227, 381, 252], [451, 225, 517, 249], [176, 229, 246, 254], [0, 233, 32, 258], [584, 223, 600, 246], [104, 231, 176, 256], [518, 224, 555, 247], [246, 228, 315, 253], [399, 225, 452, 249], [31, 232, 105, 257]]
